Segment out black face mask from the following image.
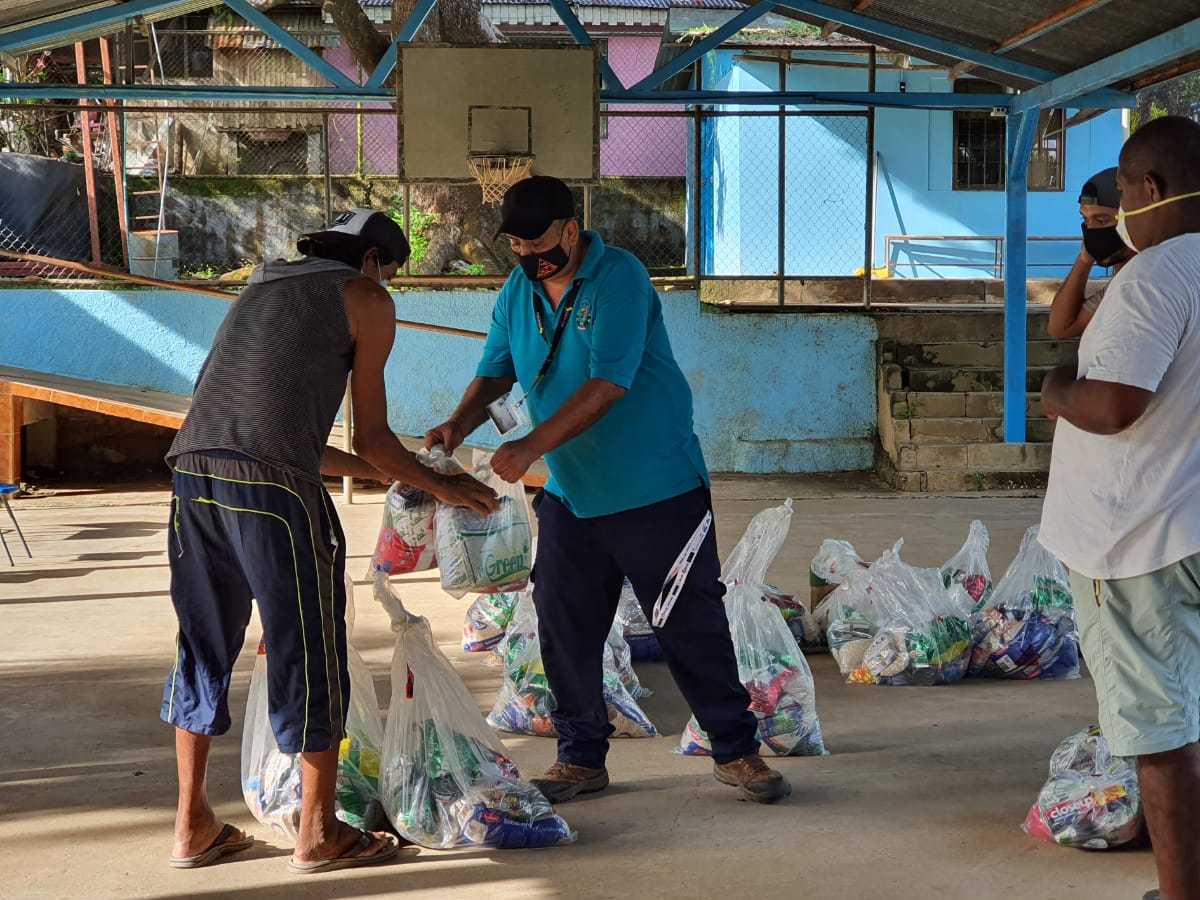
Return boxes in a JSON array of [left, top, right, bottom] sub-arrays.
[[1081, 222, 1127, 267], [519, 228, 571, 282]]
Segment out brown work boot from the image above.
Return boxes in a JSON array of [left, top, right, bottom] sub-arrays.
[[529, 762, 610, 804], [714, 755, 791, 804]]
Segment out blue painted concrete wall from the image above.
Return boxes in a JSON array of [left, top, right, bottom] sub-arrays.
[[0, 288, 879, 473], [701, 50, 1127, 278]]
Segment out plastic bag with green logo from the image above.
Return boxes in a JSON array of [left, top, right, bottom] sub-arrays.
[[435, 451, 533, 599]]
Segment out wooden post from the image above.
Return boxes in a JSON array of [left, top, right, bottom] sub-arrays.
[[99, 38, 129, 268], [0, 386, 22, 486], [74, 42, 103, 265]]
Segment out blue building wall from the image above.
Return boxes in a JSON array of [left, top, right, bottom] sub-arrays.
[[700, 50, 1127, 278], [0, 288, 879, 473]]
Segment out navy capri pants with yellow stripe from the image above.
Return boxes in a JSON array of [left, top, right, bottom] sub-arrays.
[[162, 450, 349, 754]]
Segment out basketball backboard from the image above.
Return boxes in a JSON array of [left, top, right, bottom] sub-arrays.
[[397, 45, 599, 184]]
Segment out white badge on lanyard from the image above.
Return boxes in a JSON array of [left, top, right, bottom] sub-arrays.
[[486, 385, 532, 436], [651, 510, 714, 628]]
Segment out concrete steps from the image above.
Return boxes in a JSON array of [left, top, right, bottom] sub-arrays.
[[874, 311, 1072, 493]]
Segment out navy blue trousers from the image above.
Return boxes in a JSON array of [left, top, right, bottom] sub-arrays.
[[533, 487, 758, 767], [162, 451, 349, 754]]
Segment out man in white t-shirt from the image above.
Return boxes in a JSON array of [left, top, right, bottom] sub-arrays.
[[1040, 116, 1200, 900]]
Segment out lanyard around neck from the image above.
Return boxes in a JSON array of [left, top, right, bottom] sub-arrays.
[[527, 285, 577, 395]]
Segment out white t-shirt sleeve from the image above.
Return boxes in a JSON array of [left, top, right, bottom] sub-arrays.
[[1081, 278, 1189, 392]]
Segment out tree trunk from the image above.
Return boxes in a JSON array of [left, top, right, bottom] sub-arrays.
[[322, 0, 391, 74]]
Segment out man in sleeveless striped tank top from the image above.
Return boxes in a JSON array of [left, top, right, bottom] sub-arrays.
[[162, 209, 498, 873]]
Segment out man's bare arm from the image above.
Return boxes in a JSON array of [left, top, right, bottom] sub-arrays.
[[344, 278, 499, 514], [1041, 365, 1153, 435], [1047, 252, 1097, 340], [320, 444, 385, 480], [425, 375, 515, 453]]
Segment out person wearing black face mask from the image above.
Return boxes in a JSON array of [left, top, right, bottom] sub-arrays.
[[1047, 167, 1137, 339], [426, 176, 789, 807]]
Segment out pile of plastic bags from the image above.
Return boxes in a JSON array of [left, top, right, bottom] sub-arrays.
[[615, 580, 663, 661], [488, 591, 657, 738], [462, 590, 521, 653], [435, 452, 534, 598], [1023, 726, 1142, 850], [969, 526, 1080, 680], [827, 541, 973, 687], [679, 500, 827, 757], [241, 575, 385, 844], [375, 576, 574, 850], [941, 520, 993, 611]]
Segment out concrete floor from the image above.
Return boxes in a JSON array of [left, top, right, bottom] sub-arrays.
[[0, 478, 1156, 900]]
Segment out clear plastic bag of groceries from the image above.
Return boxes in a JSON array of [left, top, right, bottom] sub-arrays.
[[487, 589, 657, 738], [435, 451, 533, 599], [811, 539, 866, 586], [374, 576, 574, 850], [606, 619, 652, 699], [367, 448, 463, 577], [462, 590, 522, 652], [1023, 726, 1143, 849], [824, 542, 903, 676], [760, 583, 818, 647], [679, 500, 827, 758], [941, 520, 993, 612], [968, 526, 1080, 680], [241, 575, 385, 845], [846, 547, 973, 687], [616, 579, 663, 661]]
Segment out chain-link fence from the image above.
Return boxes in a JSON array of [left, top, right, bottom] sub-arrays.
[[700, 110, 870, 283]]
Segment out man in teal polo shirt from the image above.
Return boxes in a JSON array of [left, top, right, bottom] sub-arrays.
[[427, 176, 789, 804]]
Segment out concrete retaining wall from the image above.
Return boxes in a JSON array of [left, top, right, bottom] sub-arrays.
[[0, 287, 878, 474]]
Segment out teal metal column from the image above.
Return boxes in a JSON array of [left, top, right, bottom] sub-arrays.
[[1003, 110, 1038, 443]]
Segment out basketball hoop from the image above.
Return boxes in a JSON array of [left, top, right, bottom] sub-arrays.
[[467, 153, 535, 205]]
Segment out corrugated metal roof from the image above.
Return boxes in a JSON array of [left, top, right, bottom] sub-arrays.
[[773, 0, 1200, 89], [0, 1, 221, 48], [208, 10, 339, 50]]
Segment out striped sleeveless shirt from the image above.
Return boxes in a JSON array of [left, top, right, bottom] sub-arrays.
[[168, 257, 362, 483]]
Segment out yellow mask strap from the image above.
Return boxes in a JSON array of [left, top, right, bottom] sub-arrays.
[[1122, 189, 1200, 218]]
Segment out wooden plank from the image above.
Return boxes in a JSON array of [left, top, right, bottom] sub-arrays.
[[99, 37, 129, 268], [822, 0, 877, 39], [74, 42, 103, 266], [952, 0, 1112, 79]]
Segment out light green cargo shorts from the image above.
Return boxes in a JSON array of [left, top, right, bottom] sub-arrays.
[[1069, 553, 1200, 758]]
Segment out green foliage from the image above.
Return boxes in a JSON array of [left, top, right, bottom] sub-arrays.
[[1132, 71, 1200, 132], [386, 198, 438, 267]]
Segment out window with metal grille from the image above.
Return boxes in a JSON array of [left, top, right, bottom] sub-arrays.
[[953, 80, 1006, 190], [953, 80, 1066, 191]]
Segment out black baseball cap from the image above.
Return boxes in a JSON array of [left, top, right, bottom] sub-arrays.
[[1078, 167, 1120, 209], [298, 208, 410, 265], [496, 176, 576, 240]]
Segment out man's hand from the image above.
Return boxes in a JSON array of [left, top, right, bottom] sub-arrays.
[[431, 472, 500, 516], [1077, 244, 1095, 266], [1040, 366, 1076, 421], [491, 438, 540, 484], [425, 418, 469, 454]]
